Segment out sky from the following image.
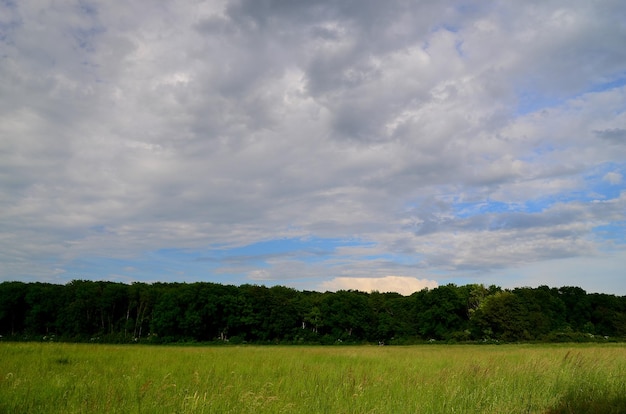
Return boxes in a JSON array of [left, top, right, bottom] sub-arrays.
[[1, 0, 625, 295]]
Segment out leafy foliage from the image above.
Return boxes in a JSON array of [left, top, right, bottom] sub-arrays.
[[0, 281, 625, 343]]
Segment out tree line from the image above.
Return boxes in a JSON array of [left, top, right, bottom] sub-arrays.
[[1, 280, 625, 344]]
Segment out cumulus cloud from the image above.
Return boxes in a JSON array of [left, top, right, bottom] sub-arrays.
[[319, 276, 438, 296]]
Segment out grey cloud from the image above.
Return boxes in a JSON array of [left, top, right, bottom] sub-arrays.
[[409, 198, 620, 237], [405, 193, 626, 272], [2, 0, 626, 290], [486, 208, 583, 231], [226, 0, 424, 34], [595, 128, 626, 145]]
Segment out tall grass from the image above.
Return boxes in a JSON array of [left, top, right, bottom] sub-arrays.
[[1, 343, 625, 413]]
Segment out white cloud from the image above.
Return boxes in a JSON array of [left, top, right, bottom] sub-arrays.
[[603, 172, 623, 185], [320, 276, 438, 296]]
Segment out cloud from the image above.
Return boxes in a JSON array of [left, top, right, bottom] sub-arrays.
[[595, 128, 626, 145], [603, 172, 623, 185], [1, 0, 625, 293], [319, 276, 438, 296]]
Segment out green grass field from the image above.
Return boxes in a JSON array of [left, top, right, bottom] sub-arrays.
[[1, 343, 625, 413]]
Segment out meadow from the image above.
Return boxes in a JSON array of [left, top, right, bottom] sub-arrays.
[[1, 342, 625, 413]]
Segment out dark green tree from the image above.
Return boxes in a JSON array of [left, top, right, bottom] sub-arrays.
[[414, 284, 470, 340], [558, 286, 591, 331], [0, 281, 27, 336], [470, 291, 532, 341], [321, 290, 372, 341], [24, 283, 64, 335]]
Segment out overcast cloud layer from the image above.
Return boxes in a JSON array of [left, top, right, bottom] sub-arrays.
[[1, 0, 625, 294]]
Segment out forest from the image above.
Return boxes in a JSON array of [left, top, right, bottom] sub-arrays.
[[1, 280, 625, 344]]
